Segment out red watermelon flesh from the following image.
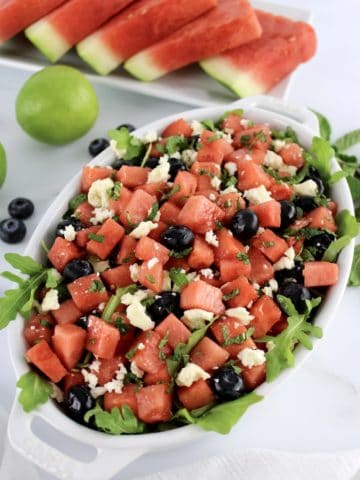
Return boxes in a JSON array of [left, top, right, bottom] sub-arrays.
[[25, 0, 135, 62], [124, 0, 262, 81], [77, 0, 218, 75], [200, 9, 317, 96], [0, 0, 66, 44]]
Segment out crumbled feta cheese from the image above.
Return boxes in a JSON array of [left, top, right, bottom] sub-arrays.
[[127, 302, 155, 331], [130, 362, 144, 378], [183, 309, 214, 330], [237, 347, 266, 368], [91, 386, 107, 399], [220, 185, 238, 195], [50, 383, 64, 403], [186, 272, 200, 282], [121, 289, 152, 306], [104, 363, 127, 394], [269, 278, 278, 292], [244, 154, 252, 161], [90, 207, 114, 225], [240, 118, 252, 127], [279, 165, 297, 176], [137, 342, 145, 350], [129, 221, 158, 239], [225, 307, 254, 325], [171, 151, 182, 160], [191, 120, 205, 136], [147, 155, 170, 184], [209, 193, 217, 201], [129, 263, 140, 282], [182, 149, 197, 166], [62, 224, 76, 242], [142, 130, 158, 144], [110, 139, 126, 159], [147, 257, 159, 269], [199, 268, 214, 279], [205, 230, 219, 247], [91, 259, 110, 273], [293, 180, 318, 197], [89, 359, 101, 373], [264, 150, 283, 170], [98, 302, 106, 312], [223, 127, 234, 135], [273, 247, 296, 271], [210, 176, 222, 191], [41, 289, 60, 312], [175, 362, 210, 387], [262, 286, 273, 297], [217, 130, 233, 144], [272, 139, 286, 152], [162, 270, 172, 291], [81, 369, 99, 390], [243, 185, 272, 205], [88, 178, 114, 208], [224, 162, 238, 176]]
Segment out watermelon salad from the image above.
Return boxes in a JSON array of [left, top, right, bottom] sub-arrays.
[[1, 110, 357, 436], [0, 0, 316, 97]]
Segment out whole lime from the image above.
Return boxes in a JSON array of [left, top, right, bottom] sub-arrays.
[[16, 65, 99, 145]]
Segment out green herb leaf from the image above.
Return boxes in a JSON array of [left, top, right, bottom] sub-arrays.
[[68, 193, 87, 212], [311, 110, 332, 141], [333, 129, 360, 152], [141, 143, 153, 168], [88, 233, 105, 243], [45, 269, 61, 289], [323, 210, 359, 262], [163, 135, 188, 155], [236, 252, 250, 264], [169, 268, 189, 289], [108, 181, 122, 200], [17, 371, 52, 412], [223, 289, 240, 301], [222, 325, 254, 346], [173, 392, 262, 434], [0, 142, 7, 187], [145, 274, 156, 284], [84, 404, 145, 434], [89, 280, 106, 293], [162, 184, 181, 200], [108, 128, 144, 161], [4, 253, 44, 276], [102, 285, 137, 322], [307, 137, 334, 181], [147, 202, 159, 221], [262, 296, 323, 382], [169, 247, 193, 259], [349, 244, 360, 286], [201, 120, 216, 131]]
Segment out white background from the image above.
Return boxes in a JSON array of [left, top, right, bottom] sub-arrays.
[[0, 0, 360, 478]]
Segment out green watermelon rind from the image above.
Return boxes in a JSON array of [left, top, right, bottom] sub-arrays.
[[124, 51, 166, 82], [77, 36, 121, 76], [200, 56, 266, 98], [25, 20, 70, 63]]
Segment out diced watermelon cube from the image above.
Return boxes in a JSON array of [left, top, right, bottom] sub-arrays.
[[23, 313, 55, 346], [143, 363, 171, 386], [104, 385, 138, 415], [242, 364, 266, 391], [251, 229, 288, 262], [95, 356, 124, 386], [162, 118, 192, 138], [237, 159, 272, 191], [81, 166, 114, 192], [190, 337, 229, 371], [159, 202, 181, 225], [74, 202, 94, 227], [135, 236, 170, 265], [219, 258, 251, 282], [48, 237, 82, 273], [138, 259, 163, 293], [270, 182, 293, 201], [76, 226, 101, 248], [62, 372, 85, 393], [307, 207, 337, 232], [132, 331, 171, 374], [221, 276, 258, 308], [211, 316, 248, 358], [170, 171, 197, 206], [67, 274, 109, 313], [233, 125, 271, 151], [155, 313, 191, 349], [52, 324, 87, 370], [26, 340, 67, 383], [136, 384, 172, 423], [136, 181, 168, 200], [279, 143, 304, 168], [51, 299, 82, 325], [180, 280, 225, 315], [303, 261, 339, 287], [250, 295, 282, 338], [197, 131, 234, 165], [108, 186, 132, 216], [188, 236, 214, 270], [252, 200, 281, 228], [177, 195, 224, 234], [214, 228, 245, 265], [120, 189, 156, 226], [101, 265, 132, 291], [116, 235, 137, 265], [177, 379, 216, 410], [86, 218, 124, 260], [227, 147, 266, 165], [217, 192, 245, 223], [248, 247, 274, 285], [86, 315, 120, 359], [115, 166, 150, 188]]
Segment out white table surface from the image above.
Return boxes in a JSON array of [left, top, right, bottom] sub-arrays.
[[0, 0, 360, 478]]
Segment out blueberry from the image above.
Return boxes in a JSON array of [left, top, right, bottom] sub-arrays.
[[65, 385, 95, 424], [278, 283, 311, 313], [0, 218, 26, 243], [76, 316, 89, 330], [56, 218, 84, 238], [112, 158, 126, 170], [63, 260, 94, 283], [144, 157, 160, 169], [230, 209, 259, 242], [304, 232, 335, 260], [211, 367, 246, 400], [147, 292, 183, 323], [169, 157, 186, 181], [294, 196, 317, 213], [275, 262, 304, 285], [88, 138, 110, 157], [161, 225, 194, 252], [188, 135, 199, 149], [8, 197, 34, 219], [117, 123, 135, 132], [279, 201, 296, 229]]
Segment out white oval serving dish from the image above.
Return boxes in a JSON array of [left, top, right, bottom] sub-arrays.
[[7, 95, 355, 480]]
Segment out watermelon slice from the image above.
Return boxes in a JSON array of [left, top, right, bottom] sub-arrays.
[[77, 0, 217, 75], [25, 0, 135, 63], [0, 0, 66, 45], [124, 0, 262, 81], [200, 9, 317, 97]]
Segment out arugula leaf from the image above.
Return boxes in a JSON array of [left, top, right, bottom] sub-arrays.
[[169, 268, 189, 289], [17, 371, 52, 412], [262, 296, 323, 382], [102, 285, 137, 322], [349, 245, 360, 286], [347, 177, 360, 203], [84, 404, 145, 434], [0, 272, 25, 285], [311, 110, 331, 141], [333, 129, 360, 152], [173, 392, 263, 434], [0, 142, 7, 187], [4, 253, 43, 275], [323, 210, 359, 262], [307, 137, 334, 181], [45, 269, 62, 289]]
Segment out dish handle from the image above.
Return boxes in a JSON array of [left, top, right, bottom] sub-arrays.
[[230, 95, 319, 134], [7, 401, 146, 480]]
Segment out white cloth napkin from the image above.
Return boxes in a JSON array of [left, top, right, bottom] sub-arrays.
[[0, 406, 38, 480], [134, 449, 360, 480]]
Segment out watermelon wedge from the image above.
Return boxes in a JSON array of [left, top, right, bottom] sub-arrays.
[[25, 0, 135, 63], [77, 0, 217, 76], [0, 0, 67, 45], [200, 10, 317, 97], [124, 0, 262, 82]]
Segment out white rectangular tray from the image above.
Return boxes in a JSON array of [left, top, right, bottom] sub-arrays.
[[0, 1, 312, 107]]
